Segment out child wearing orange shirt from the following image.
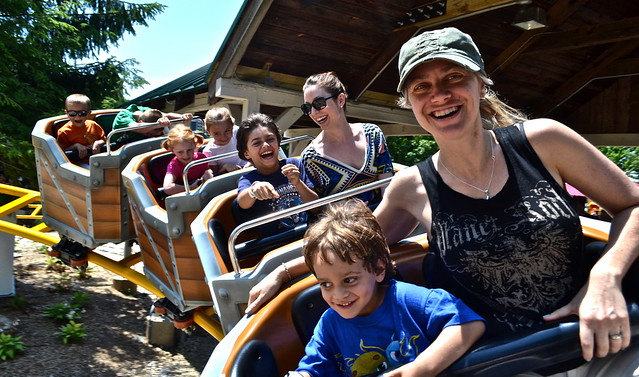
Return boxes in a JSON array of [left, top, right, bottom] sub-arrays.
[[57, 94, 106, 167]]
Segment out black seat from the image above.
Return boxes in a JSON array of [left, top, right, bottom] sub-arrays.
[[291, 284, 329, 345], [208, 215, 308, 272], [441, 302, 639, 376], [230, 339, 279, 377], [149, 152, 173, 185], [147, 152, 173, 200], [93, 113, 116, 134]]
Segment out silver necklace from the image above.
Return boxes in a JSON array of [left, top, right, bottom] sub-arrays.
[[439, 134, 496, 200]]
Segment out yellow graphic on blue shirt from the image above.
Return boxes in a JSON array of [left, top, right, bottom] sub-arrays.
[[342, 332, 421, 376]]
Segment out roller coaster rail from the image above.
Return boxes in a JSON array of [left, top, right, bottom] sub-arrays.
[[0, 182, 221, 338]]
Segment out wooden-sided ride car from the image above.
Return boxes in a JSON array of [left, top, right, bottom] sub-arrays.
[[120, 136, 313, 334], [31, 110, 173, 263]]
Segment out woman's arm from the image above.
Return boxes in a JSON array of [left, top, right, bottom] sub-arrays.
[[525, 119, 639, 360], [245, 257, 310, 315], [374, 167, 425, 245]]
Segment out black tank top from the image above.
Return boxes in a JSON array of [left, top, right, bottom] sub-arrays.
[[418, 124, 585, 334]]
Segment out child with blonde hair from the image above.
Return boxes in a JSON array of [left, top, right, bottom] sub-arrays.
[[201, 107, 247, 174], [162, 124, 213, 195]]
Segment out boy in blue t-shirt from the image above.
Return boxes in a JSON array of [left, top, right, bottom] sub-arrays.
[[288, 199, 485, 377], [236, 113, 318, 237]]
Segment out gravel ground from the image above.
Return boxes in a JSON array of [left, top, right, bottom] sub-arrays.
[[0, 235, 217, 377]]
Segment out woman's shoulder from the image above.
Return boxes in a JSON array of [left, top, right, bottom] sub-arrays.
[[519, 118, 569, 138]]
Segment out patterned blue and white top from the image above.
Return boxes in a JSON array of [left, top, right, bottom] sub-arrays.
[[300, 123, 394, 204]]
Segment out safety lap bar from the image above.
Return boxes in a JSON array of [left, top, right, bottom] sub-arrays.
[[182, 135, 314, 194], [227, 177, 393, 277]]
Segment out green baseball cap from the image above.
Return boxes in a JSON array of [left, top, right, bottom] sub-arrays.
[[397, 27, 485, 92]]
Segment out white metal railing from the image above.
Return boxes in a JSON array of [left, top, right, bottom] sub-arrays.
[[226, 177, 392, 276]]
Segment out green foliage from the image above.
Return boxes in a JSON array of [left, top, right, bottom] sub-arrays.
[[598, 146, 639, 182], [8, 295, 28, 311], [45, 255, 66, 272], [387, 135, 440, 166], [43, 291, 89, 322], [70, 291, 91, 308], [56, 321, 87, 344], [43, 302, 82, 322], [0, 0, 165, 186], [0, 333, 25, 361], [52, 272, 74, 292]]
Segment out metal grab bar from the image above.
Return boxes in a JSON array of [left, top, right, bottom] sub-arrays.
[[226, 177, 393, 276], [182, 135, 314, 194], [105, 117, 199, 154]]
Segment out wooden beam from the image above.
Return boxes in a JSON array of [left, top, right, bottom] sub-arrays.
[[215, 77, 419, 127], [396, 0, 522, 31], [285, 123, 427, 138], [522, 17, 639, 55], [487, 0, 587, 75], [351, 27, 417, 101], [534, 40, 639, 116], [207, 0, 274, 98], [582, 133, 639, 147]]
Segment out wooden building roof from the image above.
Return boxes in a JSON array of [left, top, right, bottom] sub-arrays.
[[134, 0, 639, 146]]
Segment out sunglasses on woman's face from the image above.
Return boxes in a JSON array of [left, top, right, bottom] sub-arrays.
[[300, 94, 339, 116], [67, 110, 89, 117]]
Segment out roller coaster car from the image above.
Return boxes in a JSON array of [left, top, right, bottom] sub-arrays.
[[122, 136, 314, 329], [202, 218, 639, 377], [31, 110, 164, 250]]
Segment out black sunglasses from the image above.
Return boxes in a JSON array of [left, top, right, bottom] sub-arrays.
[[67, 110, 89, 117], [300, 94, 339, 116]]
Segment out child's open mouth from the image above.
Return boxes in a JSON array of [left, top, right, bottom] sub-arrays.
[[260, 150, 275, 160]]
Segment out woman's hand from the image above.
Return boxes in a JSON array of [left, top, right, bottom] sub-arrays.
[[544, 273, 630, 361], [245, 264, 288, 315]]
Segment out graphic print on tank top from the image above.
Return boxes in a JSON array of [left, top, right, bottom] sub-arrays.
[[422, 125, 584, 332]]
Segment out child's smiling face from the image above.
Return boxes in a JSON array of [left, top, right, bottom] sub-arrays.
[[207, 121, 234, 146], [313, 250, 386, 319], [65, 104, 90, 128], [171, 140, 197, 166], [243, 125, 280, 172]]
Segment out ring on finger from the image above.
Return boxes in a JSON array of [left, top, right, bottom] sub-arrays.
[[609, 332, 623, 340]]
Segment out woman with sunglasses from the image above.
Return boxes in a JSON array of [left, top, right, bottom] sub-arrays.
[[245, 72, 395, 315], [299, 71, 394, 205]]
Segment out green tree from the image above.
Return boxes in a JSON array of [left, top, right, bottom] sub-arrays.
[[387, 135, 439, 167], [0, 0, 164, 187], [598, 146, 639, 182]]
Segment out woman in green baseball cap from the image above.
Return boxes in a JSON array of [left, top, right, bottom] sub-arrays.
[[376, 26, 639, 368]]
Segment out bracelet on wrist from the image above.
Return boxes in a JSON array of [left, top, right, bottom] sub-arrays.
[[282, 262, 292, 282]]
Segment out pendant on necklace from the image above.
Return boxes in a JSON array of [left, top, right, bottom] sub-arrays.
[[484, 190, 490, 200]]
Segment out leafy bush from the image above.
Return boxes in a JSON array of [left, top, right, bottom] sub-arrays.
[[0, 333, 25, 361], [8, 296, 28, 311], [43, 302, 82, 322], [70, 292, 90, 308], [57, 321, 87, 344]]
